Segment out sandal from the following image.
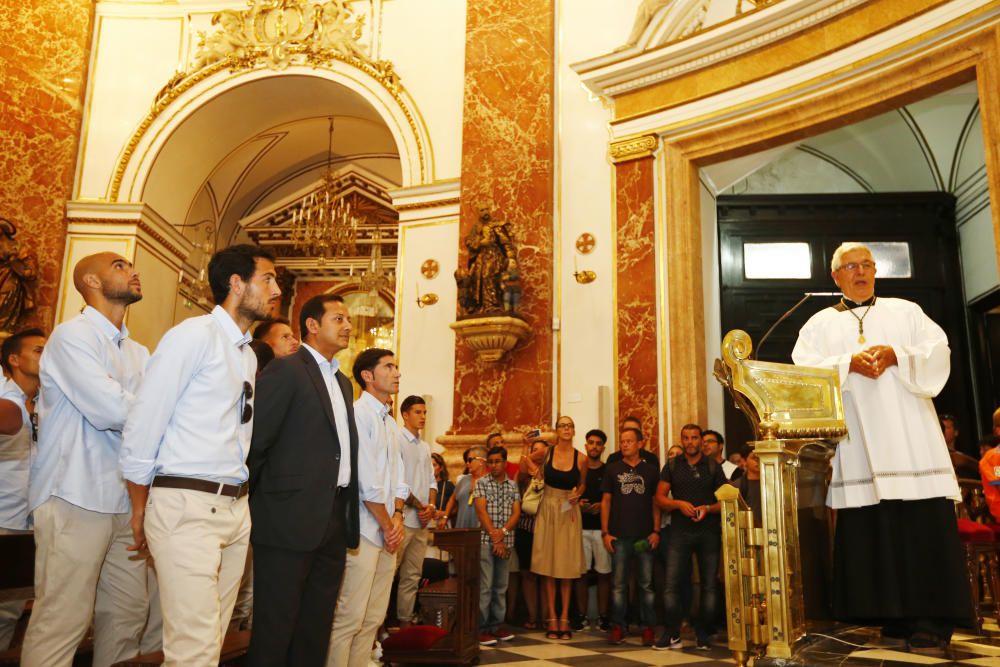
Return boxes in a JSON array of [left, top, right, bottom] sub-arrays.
[[559, 618, 572, 640], [545, 619, 560, 640], [523, 619, 538, 630]]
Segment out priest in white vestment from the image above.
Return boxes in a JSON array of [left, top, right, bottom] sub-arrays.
[[792, 242, 969, 649]]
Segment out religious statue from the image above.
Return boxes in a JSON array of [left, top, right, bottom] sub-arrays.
[[457, 208, 520, 319], [0, 219, 38, 333]]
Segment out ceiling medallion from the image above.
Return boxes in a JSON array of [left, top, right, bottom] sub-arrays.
[[420, 259, 440, 279]]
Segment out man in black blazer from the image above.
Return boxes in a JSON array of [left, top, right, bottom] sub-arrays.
[[247, 294, 359, 666]]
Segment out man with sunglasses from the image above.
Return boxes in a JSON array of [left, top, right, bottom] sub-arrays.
[[245, 294, 358, 666], [793, 242, 967, 650], [0, 327, 44, 650], [120, 245, 281, 666], [23, 253, 149, 667]]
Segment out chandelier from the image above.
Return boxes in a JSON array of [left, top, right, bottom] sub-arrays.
[[356, 224, 394, 294], [290, 117, 359, 262]]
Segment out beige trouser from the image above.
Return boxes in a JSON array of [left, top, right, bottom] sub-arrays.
[[145, 487, 250, 667], [327, 537, 396, 667], [139, 560, 162, 653], [395, 526, 429, 622], [21, 497, 149, 667], [228, 546, 253, 632]]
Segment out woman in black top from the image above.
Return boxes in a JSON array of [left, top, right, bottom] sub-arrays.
[[530, 418, 588, 639], [431, 453, 455, 525]]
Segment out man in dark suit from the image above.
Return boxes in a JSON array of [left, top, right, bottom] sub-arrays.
[[247, 293, 359, 666]]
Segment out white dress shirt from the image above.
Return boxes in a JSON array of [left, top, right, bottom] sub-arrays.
[[354, 391, 408, 547], [398, 427, 435, 529], [0, 377, 34, 529], [120, 306, 256, 486], [300, 343, 352, 488], [30, 306, 149, 514]]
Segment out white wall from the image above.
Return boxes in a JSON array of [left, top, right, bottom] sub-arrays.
[[556, 0, 643, 435], [395, 218, 459, 445], [959, 207, 1000, 301]]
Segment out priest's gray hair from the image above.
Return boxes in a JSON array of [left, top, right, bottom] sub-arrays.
[[831, 242, 873, 272]]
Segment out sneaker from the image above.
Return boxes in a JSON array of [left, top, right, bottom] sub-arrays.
[[642, 627, 655, 646], [653, 632, 682, 650], [696, 641, 711, 650], [494, 626, 515, 641], [598, 616, 610, 632], [608, 625, 626, 645], [572, 615, 588, 631], [479, 632, 498, 646]]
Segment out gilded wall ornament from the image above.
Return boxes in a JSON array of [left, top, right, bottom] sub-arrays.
[[420, 259, 439, 279], [153, 0, 401, 107]]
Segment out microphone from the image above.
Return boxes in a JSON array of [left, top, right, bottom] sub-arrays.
[[754, 292, 841, 360]]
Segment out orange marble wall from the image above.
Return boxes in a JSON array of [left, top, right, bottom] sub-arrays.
[[615, 157, 659, 450], [452, 0, 555, 434], [0, 0, 93, 328]]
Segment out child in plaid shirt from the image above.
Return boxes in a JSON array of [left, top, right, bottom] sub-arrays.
[[474, 445, 521, 645]]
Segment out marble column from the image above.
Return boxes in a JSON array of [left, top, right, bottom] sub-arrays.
[[611, 139, 660, 451], [0, 0, 94, 328], [445, 0, 555, 445]]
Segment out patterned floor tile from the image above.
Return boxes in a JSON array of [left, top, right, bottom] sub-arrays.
[[848, 648, 953, 663]]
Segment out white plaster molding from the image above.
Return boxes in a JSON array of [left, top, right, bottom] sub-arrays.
[[608, 0, 1000, 141], [572, 0, 865, 99], [389, 179, 461, 223]]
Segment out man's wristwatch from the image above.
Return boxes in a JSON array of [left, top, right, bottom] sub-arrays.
[[501, 527, 509, 536]]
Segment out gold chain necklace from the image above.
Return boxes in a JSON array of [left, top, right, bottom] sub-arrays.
[[842, 296, 876, 344]]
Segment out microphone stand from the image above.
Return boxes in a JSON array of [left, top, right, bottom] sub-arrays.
[[753, 292, 841, 360]]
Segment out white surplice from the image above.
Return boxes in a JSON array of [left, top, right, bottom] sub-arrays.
[[792, 297, 960, 509]]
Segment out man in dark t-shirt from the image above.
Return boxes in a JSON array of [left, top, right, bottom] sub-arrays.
[[606, 415, 660, 468], [575, 429, 610, 631], [601, 427, 661, 645], [653, 423, 726, 650]]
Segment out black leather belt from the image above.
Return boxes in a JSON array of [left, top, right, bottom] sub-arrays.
[[152, 475, 249, 499]]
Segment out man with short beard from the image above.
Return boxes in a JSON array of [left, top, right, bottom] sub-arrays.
[[23, 253, 150, 667], [121, 245, 281, 666]]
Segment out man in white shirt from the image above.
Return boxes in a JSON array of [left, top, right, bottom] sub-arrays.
[[327, 347, 407, 667], [120, 244, 280, 666], [0, 327, 44, 650], [702, 430, 739, 480], [22, 253, 150, 667], [394, 395, 436, 628], [793, 242, 968, 648]]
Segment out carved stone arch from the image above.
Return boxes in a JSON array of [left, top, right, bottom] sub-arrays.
[[112, 61, 433, 204]]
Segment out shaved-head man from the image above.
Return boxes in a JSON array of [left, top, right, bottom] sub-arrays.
[[22, 253, 151, 667]]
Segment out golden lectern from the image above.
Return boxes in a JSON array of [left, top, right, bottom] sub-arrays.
[[713, 330, 847, 666]]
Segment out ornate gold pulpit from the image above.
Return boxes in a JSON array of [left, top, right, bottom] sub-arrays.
[[713, 330, 847, 666]]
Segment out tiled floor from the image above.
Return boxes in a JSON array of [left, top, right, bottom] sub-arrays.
[[459, 619, 1000, 666]]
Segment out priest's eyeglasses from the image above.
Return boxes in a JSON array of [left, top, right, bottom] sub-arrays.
[[838, 261, 875, 272]]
